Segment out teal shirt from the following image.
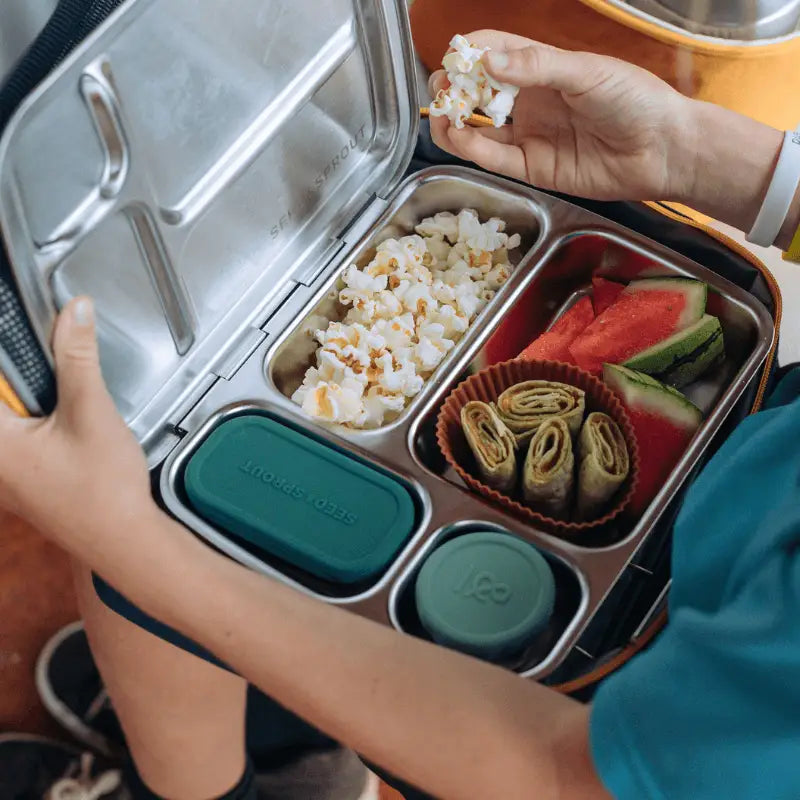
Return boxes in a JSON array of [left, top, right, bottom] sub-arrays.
[[591, 371, 800, 799]]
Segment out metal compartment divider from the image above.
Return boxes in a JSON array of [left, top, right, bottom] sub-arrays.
[[0, 0, 775, 686], [158, 167, 773, 682]]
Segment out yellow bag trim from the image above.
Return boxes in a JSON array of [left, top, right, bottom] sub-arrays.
[[551, 200, 781, 694], [782, 222, 800, 263], [576, 0, 800, 57], [659, 202, 711, 225], [0, 372, 28, 416]]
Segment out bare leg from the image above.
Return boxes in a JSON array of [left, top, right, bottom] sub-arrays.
[[72, 563, 247, 799]]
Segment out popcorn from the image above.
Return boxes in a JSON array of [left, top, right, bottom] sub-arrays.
[[415, 212, 459, 244], [372, 314, 416, 351], [441, 37, 486, 75], [446, 241, 470, 268], [292, 380, 365, 427], [372, 352, 425, 397], [342, 264, 387, 294], [456, 208, 483, 244], [458, 210, 522, 255], [462, 214, 505, 253], [485, 90, 515, 128], [374, 289, 404, 319], [362, 387, 407, 428], [454, 285, 484, 320], [369, 237, 433, 287], [485, 264, 512, 290], [429, 35, 519, 129], [439, 258, 475, 287], [423, 235, 453, 266], [414, 322, 455, 372], [292, 209, 521, 428], [431, 279, 457, 306], [300, 314, 329, 339], [432, 303, 470, 339], [402, 283, 439, 319], [376, 234, 428, 267], [314, 321, 365, 352]]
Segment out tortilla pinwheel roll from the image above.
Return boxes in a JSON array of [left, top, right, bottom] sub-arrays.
[[522, 417, 574, 518], [460, 401, 517, 493], [576, 412, 630, 519], [494, 380, 586, 447]]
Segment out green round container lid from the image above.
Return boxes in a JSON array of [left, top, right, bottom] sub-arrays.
[[415, 532, 556, 661]]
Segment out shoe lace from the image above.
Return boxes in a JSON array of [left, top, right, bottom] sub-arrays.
[[84, 689, 109, 723], [45, 753, 121, 800]]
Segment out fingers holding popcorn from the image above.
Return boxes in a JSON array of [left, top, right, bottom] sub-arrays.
[[428, 34, 520, 129]]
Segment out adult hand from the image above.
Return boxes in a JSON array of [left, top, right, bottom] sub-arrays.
[[0, 298, 157, 562], [429, 31, 694, 202]]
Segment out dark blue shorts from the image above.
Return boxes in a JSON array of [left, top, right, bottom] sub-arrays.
[[93, 575, 430, 800]]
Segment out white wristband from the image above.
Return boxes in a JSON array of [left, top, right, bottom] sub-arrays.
[[747, 129, 800, 248]]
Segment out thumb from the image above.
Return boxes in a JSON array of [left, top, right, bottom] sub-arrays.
[[51, 297, 112, 429], [485, 44, 601, 95]]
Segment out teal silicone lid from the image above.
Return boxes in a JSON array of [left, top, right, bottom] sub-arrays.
[[184, 415, 416, 584], [415, 532, 556, 661]]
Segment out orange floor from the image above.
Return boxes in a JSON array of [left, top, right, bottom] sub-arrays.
[[0, 511, 403, 798]]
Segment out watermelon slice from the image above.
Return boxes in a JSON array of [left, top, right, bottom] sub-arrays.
[[623, 314, 725, 388], [604, 364, 702, 515], [569, 278, 707, 375], [519, 296, 594, 363], [591, 277, 625, 315]]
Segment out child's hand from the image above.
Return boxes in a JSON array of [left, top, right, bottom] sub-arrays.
[[0, 298, 156, 560], [429, 30, 695, 203]]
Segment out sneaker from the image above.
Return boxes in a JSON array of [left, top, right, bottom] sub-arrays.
[[254, 748, 380, 800], [357, 770, 380, 800], [37, 623, 381, 799], [36, 621, 125, 757], [0, 734, 130, 800]]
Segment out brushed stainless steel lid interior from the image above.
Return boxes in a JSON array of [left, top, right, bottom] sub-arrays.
[[651, 0, 800, 38], [624, 0, 800, 39], [0, 0, 418, 452]]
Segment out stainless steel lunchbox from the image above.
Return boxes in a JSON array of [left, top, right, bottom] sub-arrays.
[[0, 0, 774, 682]]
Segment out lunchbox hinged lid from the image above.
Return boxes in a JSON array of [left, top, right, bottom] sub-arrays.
[[0, 0, 418, 457]]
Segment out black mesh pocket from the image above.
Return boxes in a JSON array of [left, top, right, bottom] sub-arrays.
[[0, 259, 55, 412]]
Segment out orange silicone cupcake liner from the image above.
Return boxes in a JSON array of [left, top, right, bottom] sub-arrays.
[[436, 358, 640, 536]]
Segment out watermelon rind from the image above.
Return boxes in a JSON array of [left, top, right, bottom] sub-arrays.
[[622, 315, 725, 388], [603, 364, 703, 430], [623, 278, 707, 328]]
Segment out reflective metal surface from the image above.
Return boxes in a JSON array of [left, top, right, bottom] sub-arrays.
[[270, 171, 546, 433], [0, 0, 418, 455], [625, 0, 800, 39], [0, 0, 777, 682], [0, 0, 58, 84], [158, 166, 774, 681]]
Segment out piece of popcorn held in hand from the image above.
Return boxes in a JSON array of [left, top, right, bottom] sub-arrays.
[[430, 34, 519, 129]]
